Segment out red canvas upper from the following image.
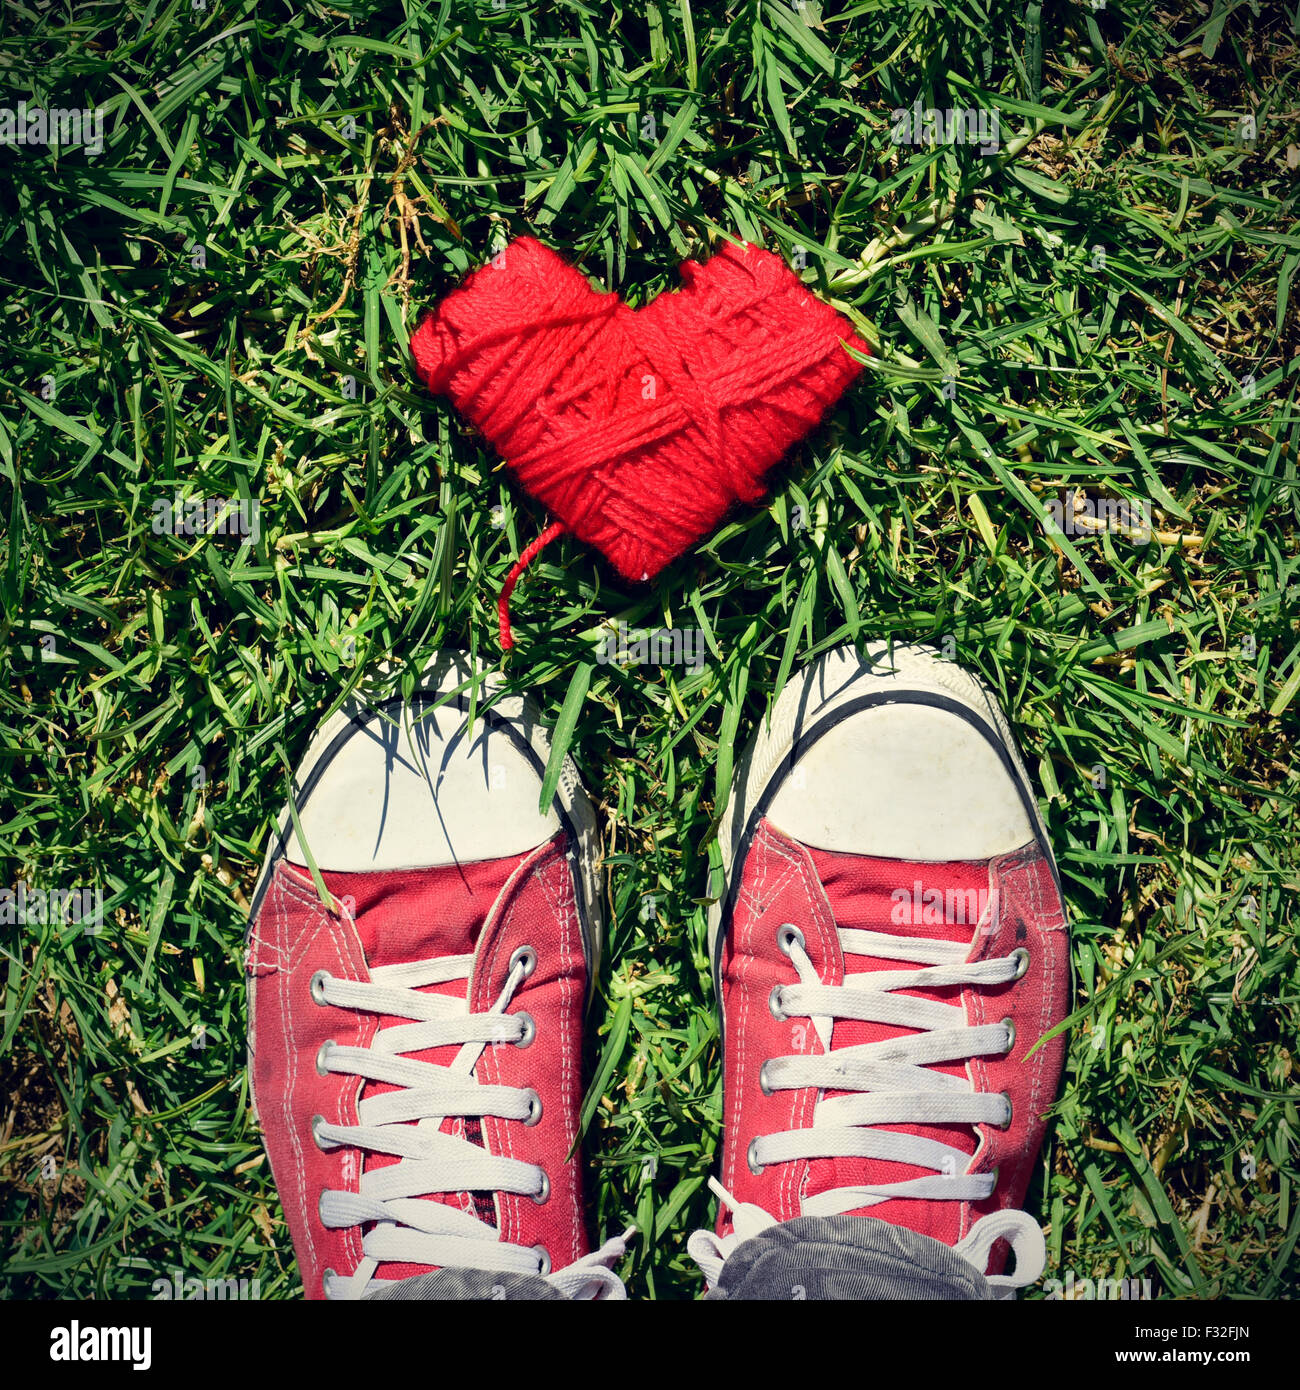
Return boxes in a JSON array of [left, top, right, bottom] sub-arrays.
[[716, 818, 1068, 1273], [246, 831, 590, 1299]]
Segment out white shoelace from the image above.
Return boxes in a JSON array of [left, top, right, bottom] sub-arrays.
[[313, 948, 628, 1300], [688, 923, 1046, 1296]]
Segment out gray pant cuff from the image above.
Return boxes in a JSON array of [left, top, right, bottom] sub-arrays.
[[362, 1268, 566, 1300], [704, 1215, 993, 1301]]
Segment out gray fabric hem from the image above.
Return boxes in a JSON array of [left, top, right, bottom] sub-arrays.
[[704, 1215, 993, 1301], [362, 1268, 566, 1300]]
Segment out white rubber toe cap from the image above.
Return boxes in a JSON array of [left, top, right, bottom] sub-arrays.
[[766, 701, 1036, 861], [285, 698, 559, 873]]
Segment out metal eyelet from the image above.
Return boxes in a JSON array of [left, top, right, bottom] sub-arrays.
[[523, 1088, 543, 1126], [315, 1040, 334, 1076], [318, 1189, 329, 1224], [509, 946, 537, 980], [514, 1011, 536, 1048], [1009, 947, 1030, 980], [310, 969, 330, 1004], [1000, 1017, 1016, 1054], [310, 1113, 327, 1149], [321, 1268, 336, 1298], [533, 1244, 552, 1277], [747, 1138, 764, 1175], [758, 1060, 774, 1096], [531, 1170, 551, 1204], [998, 1092, 1014, 1130], [769, 985, 787, 1021], [776, 923, 806, 956]]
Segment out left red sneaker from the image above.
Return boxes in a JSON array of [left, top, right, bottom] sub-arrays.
[[246, 653, 626, 1300]]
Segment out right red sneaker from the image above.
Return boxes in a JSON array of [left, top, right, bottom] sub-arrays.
[[246, 653, 627, 1300], [690, 644, 1070, 1299]]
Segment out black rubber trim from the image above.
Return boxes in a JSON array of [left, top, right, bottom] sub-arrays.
[[245, 689, 598, 972], [711, 687, 1061, 998]]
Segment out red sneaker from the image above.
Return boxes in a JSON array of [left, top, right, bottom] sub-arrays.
[[246, 654, 627, 1299], [690, 644, 1069, 1297]]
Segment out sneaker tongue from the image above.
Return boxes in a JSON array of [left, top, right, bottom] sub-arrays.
[[803, 849, 992, 1246], [315, 854, 530, 1282]]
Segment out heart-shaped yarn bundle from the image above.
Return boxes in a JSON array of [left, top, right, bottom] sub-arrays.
[[410, 236, 867, 646]]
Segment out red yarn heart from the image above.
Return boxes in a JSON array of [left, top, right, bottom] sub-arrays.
[[410, 236, 867, 643]]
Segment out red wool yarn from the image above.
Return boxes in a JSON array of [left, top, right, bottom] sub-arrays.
[[410, 236, 868, 647]]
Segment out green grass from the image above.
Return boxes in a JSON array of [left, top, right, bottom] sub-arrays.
[[2, 0, 1298, 1302]]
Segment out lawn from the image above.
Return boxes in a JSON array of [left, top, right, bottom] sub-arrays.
[[1, 0, 1298, 1302]]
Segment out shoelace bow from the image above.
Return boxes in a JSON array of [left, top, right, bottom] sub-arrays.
[[312, 948, 628, 1300], [688, 922, 1046, 1296]]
